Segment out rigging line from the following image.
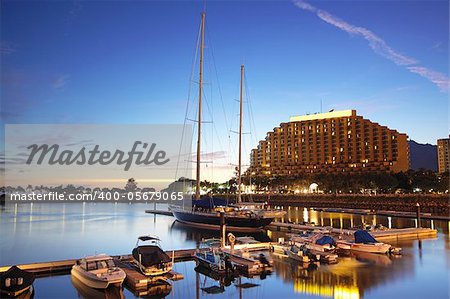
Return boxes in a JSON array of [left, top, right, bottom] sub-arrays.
[[205, 22, 236, 180], [205, 23, 231, 137], [175, 17, 202, 180], [201, 87, 227, 181], [244, 72, 259, 146]]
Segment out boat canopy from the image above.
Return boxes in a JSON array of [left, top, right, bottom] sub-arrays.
[[138, 236, 161, 242], [354, 230, 378, 244], [0, 266, 35, 293], [315, 235, 336, 246], [192, 197, 227, 209], [132, 246, 171, 267]]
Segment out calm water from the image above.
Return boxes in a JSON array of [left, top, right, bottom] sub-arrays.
[[0, 202, 449, 299]]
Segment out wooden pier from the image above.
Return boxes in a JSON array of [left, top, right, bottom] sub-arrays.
[[145, 209, 173, 216], [0, 249, 195, 276]]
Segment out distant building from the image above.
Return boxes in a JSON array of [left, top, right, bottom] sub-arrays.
[[437, 137, 450, 173], [247, 110, 409, 177]]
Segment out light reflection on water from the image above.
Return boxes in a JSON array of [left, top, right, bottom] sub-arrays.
[[0, 202, 449, 299]]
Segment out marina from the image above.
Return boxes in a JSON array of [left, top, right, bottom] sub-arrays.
[[1, 0, 449, 298], [1, 202, 449, 298]]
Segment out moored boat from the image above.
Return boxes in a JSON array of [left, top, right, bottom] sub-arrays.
[[70, 254, 126, 289], [170, 11, 284, 233], [194, 239, 231, 274], [171, 198, 275, 233], [290, 232, 337, 252], [0, 266, 35, 297], [285, 245, 310, 263], [132, 236, 173, 276], [337, 230, 392, 254]]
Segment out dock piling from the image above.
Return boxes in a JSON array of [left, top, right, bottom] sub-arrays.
[[416, 203, 422, 228]]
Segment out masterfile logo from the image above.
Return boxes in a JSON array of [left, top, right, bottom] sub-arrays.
[[25, 141, 170, 171], [4, 124, 192, 191]]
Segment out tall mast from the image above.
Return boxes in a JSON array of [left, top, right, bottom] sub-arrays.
[[195, 12, 205, 200], [237, 65, 244, 203]]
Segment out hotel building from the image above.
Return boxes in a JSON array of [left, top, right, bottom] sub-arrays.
[[437, 137, 450, 173], [248, 110, 409, 177]]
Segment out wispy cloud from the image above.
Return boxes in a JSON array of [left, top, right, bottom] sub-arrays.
[[52, 74, 70, 90], [407, 67, 449, 92], [293, 0, 449, 92]]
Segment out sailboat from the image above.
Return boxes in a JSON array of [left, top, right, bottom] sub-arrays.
[[170, 12, 284, 232]]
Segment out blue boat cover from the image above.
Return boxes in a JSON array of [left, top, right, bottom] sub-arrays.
[[354, 230, 378, 244], [192, 197, 228, 209], [315, 235, 336, 246]]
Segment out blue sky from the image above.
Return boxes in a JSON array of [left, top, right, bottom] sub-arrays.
[[1, 0, 449, 183]]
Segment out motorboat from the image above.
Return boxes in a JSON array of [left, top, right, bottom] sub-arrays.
[[195, 239, 230, 274], [290, 232, 337, 252], [71, 275, 125, 298], [337, 230, 392, 254], [0, 266, 34, 297], [285, 245, 310, 263], [132, 236, 173, 276], [70, 254, 126, 289]]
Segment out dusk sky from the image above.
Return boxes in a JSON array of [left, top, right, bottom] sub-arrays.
[[1, 0, 449, 184]]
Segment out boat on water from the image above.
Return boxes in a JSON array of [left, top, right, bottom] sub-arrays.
[[0, 266, 35, 298], [71, 275, 125, 299], [285, 245, 310, 263], [70, 254, 126, 289], [171, 198, 275, 232], [132, 236, 173, 276], [290, 232, 338, 252], [170, 12, 285, 232], [337, 230, 392, 254], [195, 239, 233, 274]]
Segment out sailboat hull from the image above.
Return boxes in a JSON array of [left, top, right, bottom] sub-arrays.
[[172, 209, 273, 232]]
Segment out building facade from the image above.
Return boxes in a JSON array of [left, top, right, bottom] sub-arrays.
[[248, 110, 409, 177], [437, 137, 450, 174]]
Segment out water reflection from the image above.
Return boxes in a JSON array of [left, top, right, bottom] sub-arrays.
[[71, 275, 125, 299], [1, 203, 449, 299], [170, 221, 271, 244], [272, 251, 414, 299]]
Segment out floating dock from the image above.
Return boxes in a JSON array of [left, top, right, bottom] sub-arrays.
[[114, 259, 184, 291], [266, 222, 438, 240], [144, 209, 439, 241], [312, 207, 450, 221], [0, 249, 195, 276]]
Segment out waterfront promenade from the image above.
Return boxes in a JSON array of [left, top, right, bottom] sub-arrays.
[[225, 194, 449, 216]]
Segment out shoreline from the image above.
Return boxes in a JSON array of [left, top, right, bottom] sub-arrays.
[[222, 194, 450, 217]]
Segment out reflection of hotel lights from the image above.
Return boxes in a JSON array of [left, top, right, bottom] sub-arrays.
[[293, 281, 360, 299], [310, 210, 318, 225], [303, 208, 309, 223], [334, 286, 360, 299]]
